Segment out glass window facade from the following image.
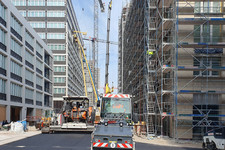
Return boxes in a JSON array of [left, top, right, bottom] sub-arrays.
[[19, 11, 26, 17], [28, 0, 45, 6], [195, 2, 221, 13], [38, 33, 46, 39], [11, 0, 26, 6], [29, 22, 45, 28], [25, 31, 34, 45], [11, 38, 22, 56], [11, 15, 22, 35], [36, 91, 42, 100], [10, 83, 22, 97], [47, 11, 65, 17], [0, 29, 5, 44], [11, 60, 22, 76], [54, 88, 65, 94], [25, 69, 33, 81], [25, 88, 33, 99], [0, 3, 6, 20], [47, 22, 65, 28], [54, 77, 65, 83], [36, 59, 43, 70], [54, 55, 65, 61], [25, 50, 34, 64], [28, 11, 45, 17], [48, 44, 65, 50], [47, 0, 65, 6], [47, 33, 65, 39], [36, 75, 43, 85], [36, 42, 43, 54], [0, 53, 6, 69], [54, 66, 65, 72], [0, 78, 6, 94]]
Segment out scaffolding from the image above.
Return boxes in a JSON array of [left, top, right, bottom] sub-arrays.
[[119, 0, 225, 139]]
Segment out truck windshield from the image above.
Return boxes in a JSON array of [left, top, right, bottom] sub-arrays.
[[101, 98, 131, 115]]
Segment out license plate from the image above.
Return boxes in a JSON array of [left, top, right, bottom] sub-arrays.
[[109, 141, 117, 143]]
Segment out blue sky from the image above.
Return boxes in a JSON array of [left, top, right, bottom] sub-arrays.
[[72, 0, 126, 94]]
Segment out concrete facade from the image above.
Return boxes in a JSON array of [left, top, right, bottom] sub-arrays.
[[0, 0, 53, 122], [11, 0, 85, 111]]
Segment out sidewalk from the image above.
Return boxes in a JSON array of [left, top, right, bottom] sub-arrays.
[[134, 135, 202, 149], [0, 129, 41, 146]]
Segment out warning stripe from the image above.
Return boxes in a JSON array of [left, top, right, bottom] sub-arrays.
[[93, 143, 108, 147], [117, 143, 133, 148], [103, 94, 129, 98]]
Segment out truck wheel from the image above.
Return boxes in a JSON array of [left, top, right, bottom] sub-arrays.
[[207, 142, 217, 150]]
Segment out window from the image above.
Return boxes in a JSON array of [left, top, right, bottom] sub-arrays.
[[36, 42, 43, 55], [11, 61, 22, 76], [10, 83, 22, 97], [195, 2, 221, 13], [47, 22, 65, 28], [28, 11, 45, 17], [48, 44, 65, 50], [47, 0, 65, 6], [25, 69, 33, 81], [47, 11, 65, 17], [25, 50, 34, 64], [0, 78, 6, 94], [54, 77, 65, 83], [25, 88, 33, 99], [19, 11, 26, 17], [38, 33, 46, 39], [47, 33, 65, 39], [36, 75, 43, 84], [0, 3, 6, 20], [36, 59, 43, 70], [54, 55, 65, 61], [29, 22, 45, 28], [194, 25, 222, 43], [193, 57, 221, 77], [25, 31, 34, 45], [11, 0, 26, 6], [0, 29, 5, 44], [54, 66, 66, 72], [28, 0, 45, 6], [54, 88, 65, 94], [36, 92, 42, 100], [11, 15, 22, 35], [11, 38, 22, 56], [0, 53, 6, 69]]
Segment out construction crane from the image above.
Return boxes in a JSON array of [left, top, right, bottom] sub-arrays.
[[93, 0, 105, 93], [83, 37, 118, 45], [105, 0, 113, 94]]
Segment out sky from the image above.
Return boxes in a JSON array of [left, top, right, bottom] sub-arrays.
[[72, 0, 127, 94]]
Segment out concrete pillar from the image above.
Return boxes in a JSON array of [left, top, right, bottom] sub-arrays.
[[6, 105, 10, 122], [21, 106, 26, 120]]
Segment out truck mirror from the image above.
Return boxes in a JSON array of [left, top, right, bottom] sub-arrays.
[[97, 101, 100, 107]]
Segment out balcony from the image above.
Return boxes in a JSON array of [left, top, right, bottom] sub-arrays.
[[36, 101, 42, 106], [0, 67, 6, 76], [11, 27, 22, 42], [25, 79, 34, 87], [25, 98, 34, 105], [36, 84, 42, 91], [36, 51, 43, 60], [0, 16, 6, 27], [25, 60, 34, 69], [11, 50, 22, 62], [25, 41, 34, 51], [0, 93, 6, 101], [11, 95, 22, 103], [11, 72, 22, 83], [0, 42, 6, 52]]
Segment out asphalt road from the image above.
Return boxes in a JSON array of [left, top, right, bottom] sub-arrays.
[[0, 132, 201, 150]]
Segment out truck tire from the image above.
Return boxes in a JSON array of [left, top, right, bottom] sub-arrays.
[[207, 142, 217, 150]]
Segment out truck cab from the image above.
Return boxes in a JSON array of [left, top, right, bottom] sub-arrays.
[[91, 94, 135, 150]]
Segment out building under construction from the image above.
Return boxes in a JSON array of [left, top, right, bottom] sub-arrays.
[[118, 0, 225, 139]]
